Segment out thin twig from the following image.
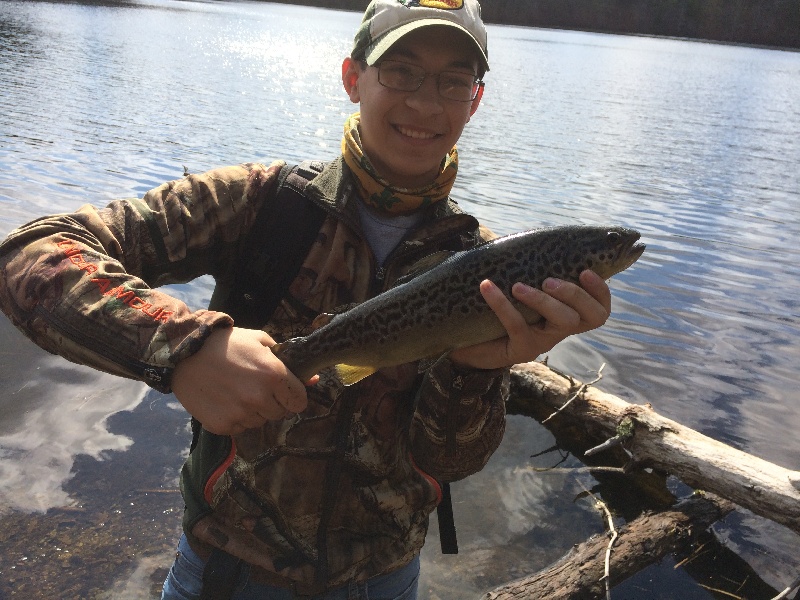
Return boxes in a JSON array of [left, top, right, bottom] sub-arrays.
[[575, 480, 617, 600], [595, 497, 618, 600], [584, 417, 635, 458], [585, 436, 624, 457], [525, 466, 627, 475], [530, 443, 562, 459], [735, 575, 751, 595], [697, 584, 743, 599], [673, 541, 710, 569], [542, 363, 606, 424]]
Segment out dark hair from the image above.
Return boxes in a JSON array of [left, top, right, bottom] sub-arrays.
[[351, 54, 368, 69]]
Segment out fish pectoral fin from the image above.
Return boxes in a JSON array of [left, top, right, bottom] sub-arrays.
[[393, 251, 457, 287], [417, 352, 450, 374], [309, 303, 360, 331], [310, 312, 336, 330], [333, 364, 377, 386]]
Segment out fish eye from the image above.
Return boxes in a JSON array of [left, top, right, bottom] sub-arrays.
[[607, 231, 621, 243]]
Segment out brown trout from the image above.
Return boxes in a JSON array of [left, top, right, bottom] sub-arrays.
[[272, 225, 645, 385]]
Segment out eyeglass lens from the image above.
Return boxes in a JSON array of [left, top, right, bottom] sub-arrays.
[[378, 60, 479, 102]]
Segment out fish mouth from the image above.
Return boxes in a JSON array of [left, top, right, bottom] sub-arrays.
[[616, 231, 646, 270]]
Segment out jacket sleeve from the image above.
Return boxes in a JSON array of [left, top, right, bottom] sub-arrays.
[[410, 358, 509, 483], [0, 161, 285, 392]]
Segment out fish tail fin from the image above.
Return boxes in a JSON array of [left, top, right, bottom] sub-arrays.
[[334, 364, 377, 386]]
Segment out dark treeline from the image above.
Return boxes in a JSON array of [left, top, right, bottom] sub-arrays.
[[277, 0, 800, 49]]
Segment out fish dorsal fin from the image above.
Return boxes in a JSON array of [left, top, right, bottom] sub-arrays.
[[334, 364, 377, 386], [394, 251, 456, 287]]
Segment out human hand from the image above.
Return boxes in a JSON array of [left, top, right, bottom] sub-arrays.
[[449, 270, 611, 370], [171, 327, 316, 435]]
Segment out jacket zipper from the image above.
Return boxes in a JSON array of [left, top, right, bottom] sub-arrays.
[[374, 266, 386, 290], [372, 215, 478, 294]]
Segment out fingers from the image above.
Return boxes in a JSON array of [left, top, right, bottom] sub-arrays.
[[258, 330, 311, 412], [479, 280, 546, 365], [202, 393, 290, 436], [257, 330, 278, 348], [240, 328, 310, 414], [529, 271, 610, 332], [579, 269, 612, 314], [453, 273, 613, 371], [208, 388, 300, 436], [485, 272, 610, 354], [267, 367, 309, 414], [172, 326, 311, 436], [480, 279, 533, 339]]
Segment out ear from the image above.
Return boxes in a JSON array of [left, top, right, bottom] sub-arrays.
[[342, 57, 362, 103], [468, 82, 484, 118]]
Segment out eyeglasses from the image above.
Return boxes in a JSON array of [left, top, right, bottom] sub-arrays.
[[376, 59, 483, 102]]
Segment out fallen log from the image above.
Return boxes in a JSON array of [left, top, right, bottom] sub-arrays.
[[482, 493, 734, 600], [509, 361, 800, 537]]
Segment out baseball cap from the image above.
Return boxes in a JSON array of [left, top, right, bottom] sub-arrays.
[[352, 0, 489, 72]]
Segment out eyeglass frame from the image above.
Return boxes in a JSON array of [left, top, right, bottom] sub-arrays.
[[368, 59, 484, 102]]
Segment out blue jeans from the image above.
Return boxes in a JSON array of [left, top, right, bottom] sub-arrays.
[[162, 534, 420, 600]]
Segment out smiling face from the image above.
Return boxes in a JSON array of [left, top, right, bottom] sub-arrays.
[[342, 26, 483, 189]]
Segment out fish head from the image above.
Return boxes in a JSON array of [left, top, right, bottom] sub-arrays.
[[529, 225, 645, 282], [566, 225, 645, 280]]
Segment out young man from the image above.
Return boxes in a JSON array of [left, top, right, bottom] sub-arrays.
[[0, 1, 610, 598]]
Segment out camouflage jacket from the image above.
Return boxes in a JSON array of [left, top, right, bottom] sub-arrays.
[[0, 156, 508, 591]]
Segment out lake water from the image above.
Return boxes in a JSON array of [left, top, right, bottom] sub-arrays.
[[1, 1, 799, 598]]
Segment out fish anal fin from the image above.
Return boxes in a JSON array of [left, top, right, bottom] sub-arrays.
[[334, 364, 377, 386]]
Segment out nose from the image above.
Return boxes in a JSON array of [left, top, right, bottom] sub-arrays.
[[404, 75, 444, 114]]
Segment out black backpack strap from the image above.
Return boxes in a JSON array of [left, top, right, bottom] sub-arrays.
[[194, 161, 326, 452], [208, 160, 327, 329], [195, 160, 326, 452], [199, 548, 244, 600], [194, 161, 327, 596], [437, 482, 459, 554]]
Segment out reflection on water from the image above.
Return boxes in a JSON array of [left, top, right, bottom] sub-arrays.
[[0, 359, 139, 513], [1, 0, 799, 598]]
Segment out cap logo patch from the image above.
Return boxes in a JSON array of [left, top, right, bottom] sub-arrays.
[[399, 0, 463, 9]]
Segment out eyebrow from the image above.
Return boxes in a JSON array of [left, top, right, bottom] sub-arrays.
[[387, 47, 477, 73]]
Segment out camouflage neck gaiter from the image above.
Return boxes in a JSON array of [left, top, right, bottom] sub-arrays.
[[341, 112, 458, 215]]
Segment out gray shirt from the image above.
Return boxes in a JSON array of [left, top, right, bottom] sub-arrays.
[[356, 200, 425, 266]]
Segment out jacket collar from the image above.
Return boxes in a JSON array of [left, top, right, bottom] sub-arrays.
[[304, 155, 482, 289], [305, 155, 479, 235]]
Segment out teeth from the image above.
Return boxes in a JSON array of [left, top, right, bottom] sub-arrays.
[[397, 126, 436, 140]]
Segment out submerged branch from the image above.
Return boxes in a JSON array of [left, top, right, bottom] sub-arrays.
[[509, 361, 800, 537], [482, 494, 734, 599]]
